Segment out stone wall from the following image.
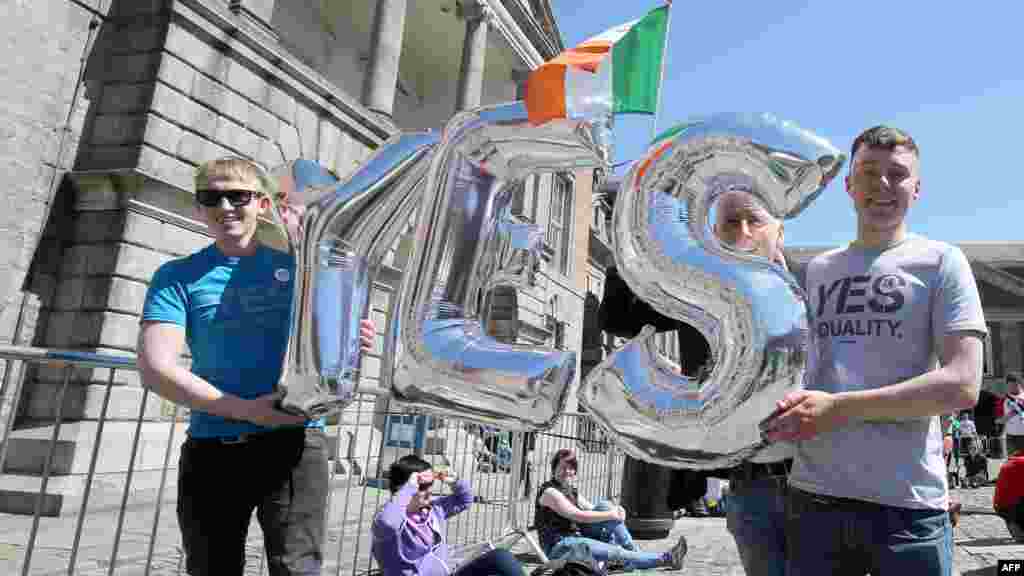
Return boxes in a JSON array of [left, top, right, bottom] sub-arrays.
[[0, 0, 103, 436], [17, 0, 387, 426]]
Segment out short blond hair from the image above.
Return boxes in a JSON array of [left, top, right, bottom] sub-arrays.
[[194, 157, 278, 198], [850, 125, 919, 166]]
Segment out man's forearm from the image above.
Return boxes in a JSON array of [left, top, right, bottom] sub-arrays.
[[834, 364, 979, 423], [141, 364, 250, 421]]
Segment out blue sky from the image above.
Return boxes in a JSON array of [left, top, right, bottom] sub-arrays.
[[550, 1, 1023, 247]]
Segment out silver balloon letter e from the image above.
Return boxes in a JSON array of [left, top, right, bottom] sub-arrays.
[[391, 102, 611, 430]]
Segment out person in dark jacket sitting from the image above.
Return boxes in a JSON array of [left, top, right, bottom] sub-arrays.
[[535, 448, 688, 571]]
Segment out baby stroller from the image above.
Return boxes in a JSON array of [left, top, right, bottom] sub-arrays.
[[951, 426, 989, 488]]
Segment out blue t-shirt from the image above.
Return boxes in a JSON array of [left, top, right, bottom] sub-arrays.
[[142, 243, 320, 438]]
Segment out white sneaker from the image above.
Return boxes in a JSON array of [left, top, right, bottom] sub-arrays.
[[669, 535, 688, 570]]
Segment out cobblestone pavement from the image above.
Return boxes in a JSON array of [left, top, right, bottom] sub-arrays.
[[952, 484, 1023, 576], [509, 485, 1020, 576], [2, 480, 1019, 575]]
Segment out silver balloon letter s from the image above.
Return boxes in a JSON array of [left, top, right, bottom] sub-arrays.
[[271, 132, 439, 419], [580, 113, 844, 469], [391, 102, 611, 430]]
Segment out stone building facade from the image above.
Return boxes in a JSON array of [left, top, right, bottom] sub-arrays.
[[0, 0, 602, 513]]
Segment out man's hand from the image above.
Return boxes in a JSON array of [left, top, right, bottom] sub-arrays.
[[761, 390, 850, 442], [435, 466, 457, 485], [239, 392, 307, 427], [359, 318, 376, 353]]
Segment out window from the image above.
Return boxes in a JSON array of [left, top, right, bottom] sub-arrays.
[[547, 173, 573, 275], [512, 174, 539, 221], [384, 414, 427, 449], [984, 323, 997, 377], [553, 320, 566, 350], [546, 295, 566, 350]]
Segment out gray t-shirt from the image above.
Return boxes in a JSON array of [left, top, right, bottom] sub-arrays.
[[788, 234, 987, 510]]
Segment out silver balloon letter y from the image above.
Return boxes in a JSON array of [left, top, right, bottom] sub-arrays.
[[270, 133, 439, 419]]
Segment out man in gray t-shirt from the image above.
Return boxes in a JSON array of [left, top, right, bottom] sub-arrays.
[[762, 126, 986, 576]]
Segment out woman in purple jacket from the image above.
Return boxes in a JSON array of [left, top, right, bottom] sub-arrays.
[[372, 455, 524, 576]]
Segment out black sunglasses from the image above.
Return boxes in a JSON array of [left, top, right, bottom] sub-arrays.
[[196, 189, 260, 208], [418, 481, 435, 492]]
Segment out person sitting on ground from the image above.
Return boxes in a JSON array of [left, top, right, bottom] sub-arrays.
[[535, 448, 687, 571], [372, 455, 524, 576]]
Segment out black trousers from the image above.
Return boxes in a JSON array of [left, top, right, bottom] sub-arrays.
[[177, 428, 329, 576]]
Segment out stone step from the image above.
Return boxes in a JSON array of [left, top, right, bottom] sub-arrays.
[[3, 437, 77, 476], [0, 420, 188, 478], [0, 473, 68, 517], [0, 467, 182, 517]]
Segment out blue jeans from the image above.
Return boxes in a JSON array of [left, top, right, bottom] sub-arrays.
[[456, 549, 522, 576], [725, 477, 787, 576], [579, 501, 636, 550], [785, 488, 953, 576], [548, 501, 664, 570]]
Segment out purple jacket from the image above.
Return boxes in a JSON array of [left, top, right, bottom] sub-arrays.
[[372, 479, 474, 576]]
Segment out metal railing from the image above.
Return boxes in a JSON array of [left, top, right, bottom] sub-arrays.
[[0, 345, 625, 575]]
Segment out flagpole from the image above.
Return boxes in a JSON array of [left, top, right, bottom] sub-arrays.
[[650, 0, 673, 142]]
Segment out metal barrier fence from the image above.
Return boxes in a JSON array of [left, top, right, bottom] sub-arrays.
[[0, 345, 626, 575]]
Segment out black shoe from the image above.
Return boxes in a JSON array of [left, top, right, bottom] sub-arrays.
[[669, 535, 688, 570]]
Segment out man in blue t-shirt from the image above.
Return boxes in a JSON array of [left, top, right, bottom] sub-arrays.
[[763, 126, 987, 576], [138, 157, 374, 575]]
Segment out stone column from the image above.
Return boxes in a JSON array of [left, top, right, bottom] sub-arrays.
[[621, 456, 675, 538], [362, 0, 409, 119], [1004, 322, 1023, 376], [455, 0, 492, 112]]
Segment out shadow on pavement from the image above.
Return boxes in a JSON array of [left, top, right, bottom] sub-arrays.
[[959, 507, 1000, 517], [958, 536, 1018, 547]]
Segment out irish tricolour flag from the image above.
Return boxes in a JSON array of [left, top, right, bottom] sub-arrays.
[[525, 4, 670, 125]]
